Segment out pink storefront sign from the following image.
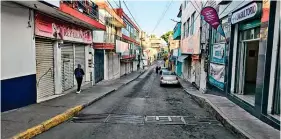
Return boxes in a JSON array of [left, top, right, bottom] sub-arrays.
[[35, 13, 92, 44]]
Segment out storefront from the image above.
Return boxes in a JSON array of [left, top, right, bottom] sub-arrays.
[[227, 1, 280, 128], [35, 12, 92, 99], [228, 2, 262, 106]]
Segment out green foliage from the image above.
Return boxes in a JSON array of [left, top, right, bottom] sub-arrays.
[[161, 31, 173, 43]]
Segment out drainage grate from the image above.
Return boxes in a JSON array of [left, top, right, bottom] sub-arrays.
[[106, 114, 144, 124], [72, 114, 220, 125], [72, 114, 109, 123], [145, 116, 186, 125]]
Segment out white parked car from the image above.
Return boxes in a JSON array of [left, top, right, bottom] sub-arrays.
[[160, 70, 180, 87]]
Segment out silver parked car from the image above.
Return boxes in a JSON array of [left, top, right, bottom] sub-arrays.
[[160, 70, 180, 86]]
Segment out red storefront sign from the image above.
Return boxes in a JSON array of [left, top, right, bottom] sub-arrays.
[[35, 13, 92, 44]]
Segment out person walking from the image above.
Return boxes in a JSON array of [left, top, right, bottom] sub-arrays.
[[74, 64, 84, 94], [156, 66, 159, 74]]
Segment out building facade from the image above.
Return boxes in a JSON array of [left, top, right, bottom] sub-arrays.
[[176, 0, 280, 129], [115, 8, 141, 76], [93, 0, 125, 82], [180, 0, 202, 88], [1, 1, 105, 111]]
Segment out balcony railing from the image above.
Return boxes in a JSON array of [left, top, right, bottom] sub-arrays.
[[62, 0, 99, 22]]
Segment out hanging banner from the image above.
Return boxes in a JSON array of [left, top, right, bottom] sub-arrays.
[[201, 7, 225, 38], [209, 63, 225, 90], [210, 43, 225, 64], [35, 13, 92, 44]]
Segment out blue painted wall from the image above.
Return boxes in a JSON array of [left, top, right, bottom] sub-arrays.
[[173, 22, 181, 40], [1, 74, 37, 112]]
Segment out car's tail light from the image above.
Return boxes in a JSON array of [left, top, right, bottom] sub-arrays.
[[161, 77, 163, 80], [176, 77, 178, 80]]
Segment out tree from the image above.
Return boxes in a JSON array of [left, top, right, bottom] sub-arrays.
[[161, 31, 173, 43]]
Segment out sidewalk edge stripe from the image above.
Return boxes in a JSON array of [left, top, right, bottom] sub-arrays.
[[11, 70, 147, 139]]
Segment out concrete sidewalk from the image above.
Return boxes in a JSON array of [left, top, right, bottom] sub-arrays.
[[1, 70, 145, 139], [179, 78, 280, 139]]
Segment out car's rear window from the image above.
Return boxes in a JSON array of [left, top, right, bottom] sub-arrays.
[[162, 71, 172, 75]]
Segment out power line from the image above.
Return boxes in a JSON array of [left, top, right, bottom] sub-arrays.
[[219, 0, 245, 16], [193, 1, 201, 13], [189, 1, 200, 14], [123, 1, 142, 30], [152, 0, 174, 33]]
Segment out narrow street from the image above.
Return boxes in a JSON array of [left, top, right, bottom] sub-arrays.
[[35, 66, 237, 139]]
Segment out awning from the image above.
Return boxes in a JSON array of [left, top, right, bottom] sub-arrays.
[[177, 55, 188, 62]]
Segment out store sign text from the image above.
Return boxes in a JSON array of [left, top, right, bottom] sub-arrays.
[[35, 13, 92, 44], [231, 3, 258, 24]]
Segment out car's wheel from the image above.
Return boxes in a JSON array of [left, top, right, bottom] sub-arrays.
[[160, 83, 163, 87]]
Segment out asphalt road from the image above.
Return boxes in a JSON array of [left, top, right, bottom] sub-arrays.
[[35, 66, 238, 139]]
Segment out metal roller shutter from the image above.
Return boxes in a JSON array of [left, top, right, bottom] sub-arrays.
[[61, 43, 74, 91], [75, 45, 85, 83], [120, 62, 126, 76], [35, 38, 55, 99]]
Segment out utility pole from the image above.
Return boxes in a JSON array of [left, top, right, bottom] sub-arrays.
[[119, 0, 121, 8]]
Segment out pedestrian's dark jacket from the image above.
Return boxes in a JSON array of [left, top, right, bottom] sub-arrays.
[[74, 68, 85, 78]]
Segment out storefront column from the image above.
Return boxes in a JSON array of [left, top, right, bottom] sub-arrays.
[[54, 41, 62, 94], [267, 1, 280, 113], [258, 1, 278, 114]]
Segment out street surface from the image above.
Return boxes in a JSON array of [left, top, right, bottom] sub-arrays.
[[35, 66, 238, 139]]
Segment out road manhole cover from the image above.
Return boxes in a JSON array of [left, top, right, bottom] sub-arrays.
[[145, 116, 186, 125], [107, 114, 144, 124]]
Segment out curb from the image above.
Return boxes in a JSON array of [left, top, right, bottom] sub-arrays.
[[12, 105, 83, 139], [12, 70, 147, 139], [179, 81, 252, 139]]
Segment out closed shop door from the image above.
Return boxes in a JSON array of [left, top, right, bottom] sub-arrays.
[[75, 45, 85, 83], [35, 38, 55, 100], [108, 52, 113, 80], [120, 62, 126, 76], [94, 49, 104, 83], [61, 43, 74, 91]]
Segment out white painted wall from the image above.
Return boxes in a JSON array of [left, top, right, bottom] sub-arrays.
[[54, 42, 62, 94], [104, 51, 108, 80], [85, 46, 91, 82], [230, 24, 239, 93], [1, 2, 36, 80], [200, 56, 207, 93]]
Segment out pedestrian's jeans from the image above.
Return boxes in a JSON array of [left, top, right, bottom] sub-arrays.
[[76, 77, 83, 91]]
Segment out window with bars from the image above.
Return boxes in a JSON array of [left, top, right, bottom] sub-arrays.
[[187, 18, 190, 37], [190, 12, 195, 35]]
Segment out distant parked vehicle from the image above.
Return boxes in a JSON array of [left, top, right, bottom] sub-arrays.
[[160, 70, 180, 87]]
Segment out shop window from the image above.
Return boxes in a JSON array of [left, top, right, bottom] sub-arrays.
[[242, 27, 260, 40]]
